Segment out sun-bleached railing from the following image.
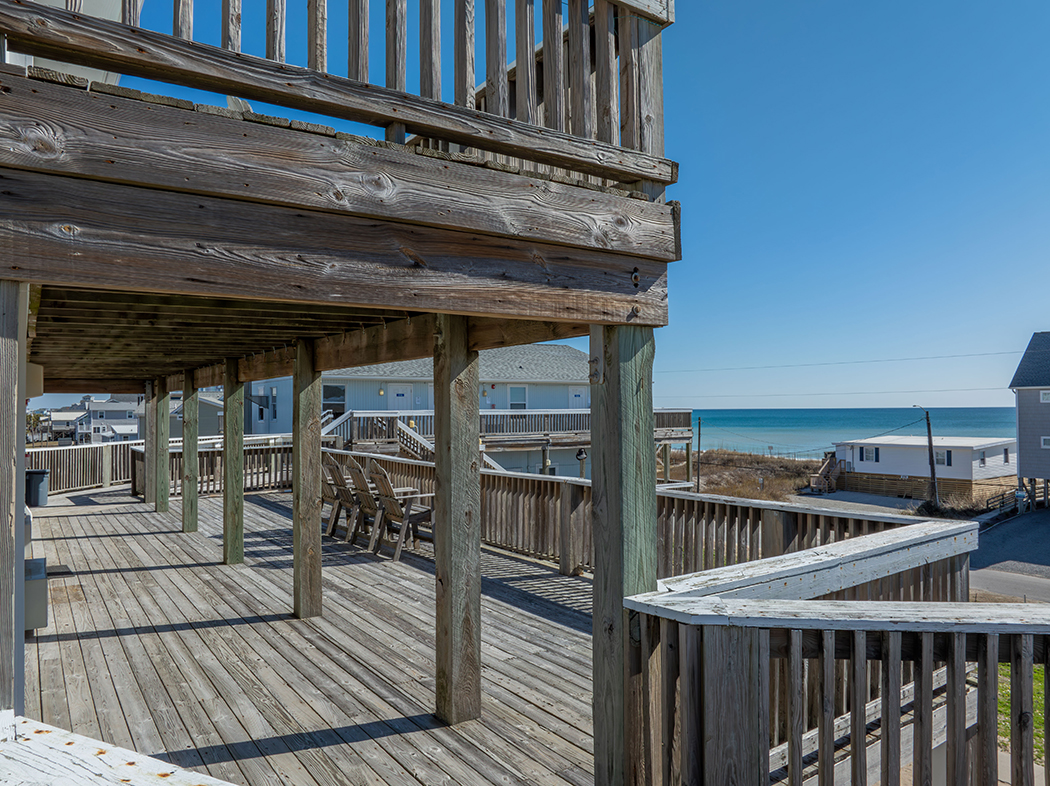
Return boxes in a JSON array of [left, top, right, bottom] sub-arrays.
[[618, 520, 1050, 785], [26, 440, 143, 493]]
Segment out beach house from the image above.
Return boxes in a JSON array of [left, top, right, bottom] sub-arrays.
[[833, 435, 1017, 499], [1010, 332, 1050, 502]]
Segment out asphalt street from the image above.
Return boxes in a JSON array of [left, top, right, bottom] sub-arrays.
[[971, 506, 1050, 601]]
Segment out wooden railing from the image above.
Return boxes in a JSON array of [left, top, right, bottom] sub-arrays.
[[330, 450, 941, 579], [0, 0, 675, 189], [26, 440, 143, 494], [617, 520, 1050, 785]]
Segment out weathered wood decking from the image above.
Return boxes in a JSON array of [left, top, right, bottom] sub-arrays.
[[24, 487, 594, 785]]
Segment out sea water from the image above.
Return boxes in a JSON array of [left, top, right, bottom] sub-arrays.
[[692, 408, 1016, 458]]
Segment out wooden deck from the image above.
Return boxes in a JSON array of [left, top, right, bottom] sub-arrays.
[[24, 488, 594, 786]]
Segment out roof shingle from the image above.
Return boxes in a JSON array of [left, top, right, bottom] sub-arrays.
[[1010, 332, 1050, 388]]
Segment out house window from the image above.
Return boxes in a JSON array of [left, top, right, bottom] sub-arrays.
[[1043, 437, 1050, 449], [258, 405, 266, 422], [322, 385, 346, 418], [860, 446, 879, 462], [97, 411, 105, 419], [509, 386, 528, 410], [127, 411, 134, 419], [1005, 448, 1010, 464], [935, 449, 953, 467], [1042, 391, 1050, 403], [979, 450, 986, 467]]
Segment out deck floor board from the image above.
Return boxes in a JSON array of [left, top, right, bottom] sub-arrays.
[[24, 488, 595, 786]]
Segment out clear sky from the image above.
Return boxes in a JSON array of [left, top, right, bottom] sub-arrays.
[[30, 1, 1050, 411]]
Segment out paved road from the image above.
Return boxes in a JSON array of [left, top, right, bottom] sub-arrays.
[[971, 507, 1050, 601], [789, 490, 918, 516]]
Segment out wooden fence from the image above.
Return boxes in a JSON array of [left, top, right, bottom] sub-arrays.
[[26, 440, 142, 494]]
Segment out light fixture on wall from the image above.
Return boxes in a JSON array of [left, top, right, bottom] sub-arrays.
[[378, 387, 385, 396], [482, 390, 488, 397]]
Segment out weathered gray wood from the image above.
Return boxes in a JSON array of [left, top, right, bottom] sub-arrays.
[[173, 0, 193, 40], [485, 0, 509, 119], [0, 75, 680, 263], [913, 631, 933, 786], [514, 0, 535, 125], [1012, 633, 1035, 786], [614, 0, 673, 26], [181, 368, 198, 533], [143, 379, 155, 504], [221, 0, 240, 51], [881, 631, 902, 786], [850, 630, 866, 784], [347, 0, 368, 81], [818, 629, 835, 786], [223, 358, 244, 565], [308, 0, 326, 71], [541, 0, 564, 132], [420, 0, 440, 99], [788, 629, 803, 786], [0, 2, 677, 184], [946, 631, 966, 785], [591, 324, 657, 785], [265, 0, 285, 62], [594, 0, 618, 145], [0, 280, 26, 738], [385, 0, 407, 142], [121, 0, 138, 26], [454, 0, 474, 109], [0, 168, 669, 326], [293, 339, 322, 619], [154, 376, 170, 513], [567, 0, 592, 139], [433, 314, 482, 724]]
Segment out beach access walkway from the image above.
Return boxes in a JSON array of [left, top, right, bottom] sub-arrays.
[[22, 487, 594, 786]]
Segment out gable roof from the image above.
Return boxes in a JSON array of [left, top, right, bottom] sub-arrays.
[[327, 345, 589, 384], [835, 435, 1014, 450], [1010, 332, 1050, 388]]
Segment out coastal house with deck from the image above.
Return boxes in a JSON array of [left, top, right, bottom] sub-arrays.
[[1011, 331, 1050, 503]]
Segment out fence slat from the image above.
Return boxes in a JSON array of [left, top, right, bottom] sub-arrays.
[[1013, 633, 1035, 786], [880, 631, 901, 786], [348, 0, 369, 81], [946, 631, 967, 785]]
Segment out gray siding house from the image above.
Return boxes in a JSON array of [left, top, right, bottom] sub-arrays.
[[1010, 332, 1050, 482]]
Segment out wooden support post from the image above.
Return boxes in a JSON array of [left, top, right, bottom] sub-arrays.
[[143, 379, 155, 504], [559, 482, 584, 576], [685, 442, 692, 490], [182, 369, 198, 533], [661, 443, 671, 482], [434, 314, 482, 724], [154, 376, 170, 513], [293, 339, 322, 619], [223, 358, 244, 565], [0, 280, 27, 738], [591, 324, 657, 786], [101, 445, 113, 488]]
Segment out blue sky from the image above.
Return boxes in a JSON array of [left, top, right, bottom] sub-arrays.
[[32, 1, 1050, 410]]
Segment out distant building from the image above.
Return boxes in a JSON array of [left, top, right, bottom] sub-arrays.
[[134, 392, 225, 440], [1010, 331, 1050, 484], [834, 435, 1016, 500]]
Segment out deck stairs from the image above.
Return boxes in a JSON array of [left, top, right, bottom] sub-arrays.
[[809, 452, 841, 494], [396, 419, 507, 472]]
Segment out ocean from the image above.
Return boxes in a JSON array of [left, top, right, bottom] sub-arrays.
[[692, 408, 1016, 459]]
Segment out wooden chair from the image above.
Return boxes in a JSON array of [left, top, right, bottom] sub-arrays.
[[321, 452, 361, 542], [368, 463, 433, 562]]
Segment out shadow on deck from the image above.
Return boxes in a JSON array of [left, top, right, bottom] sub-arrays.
[[26, 489, 594, 786]]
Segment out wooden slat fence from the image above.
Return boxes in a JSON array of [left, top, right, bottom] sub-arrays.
[[26, 440, 143, 494]]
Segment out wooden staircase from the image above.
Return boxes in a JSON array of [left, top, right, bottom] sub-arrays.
[[809, 452, 841, 494]]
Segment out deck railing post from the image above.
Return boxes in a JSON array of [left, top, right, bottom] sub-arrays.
[[182, 369, 199, 533], [434, 314, 482, 724], [144, 379, 155, 504], [591, 323, 657, 786], [0, 280, 27, 738], [154, 376, 170, 513], [223, 358, 244, 564], [293, 338, 322, 618]]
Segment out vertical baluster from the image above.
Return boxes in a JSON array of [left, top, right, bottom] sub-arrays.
[[819, 629, 835, 786], [788, 629, 803, 786], [308, 0, 327, 71], [454, 0, 475, 109], [946, 632, 967, 785], [541, 0, 564, 132], [851, 630, 867, 784], [1013, 634, 1035, 786], [515, 0, 536, 125], [594, 0, 618, 145], [880, 631, 901, 786], [485, 0, 509, 117], [914, 631, 934, 786], [122, 0, 139, 26], [348, 0, 369, 81], [386, 0, 407, 141], [567, 0, 592, 139], [420, 0, 441, 99], [173, 0, 193, 39], [266, 0, 286, 62]]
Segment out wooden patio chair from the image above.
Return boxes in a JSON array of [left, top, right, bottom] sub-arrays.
[[321, 452, 366, 543], [368, 463, 433, 562]]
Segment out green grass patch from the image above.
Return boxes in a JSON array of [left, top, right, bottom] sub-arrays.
[[998, 663, 1045, 764]]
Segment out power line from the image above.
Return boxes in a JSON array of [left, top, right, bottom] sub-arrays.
[[656, 350, 1026, 375]]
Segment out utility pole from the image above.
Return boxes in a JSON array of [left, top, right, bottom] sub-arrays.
[[914, 405, 939, 507]]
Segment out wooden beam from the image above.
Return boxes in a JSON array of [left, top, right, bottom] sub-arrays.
[[154, 376, 170, 513], [615, 0, 673, 27], [433, 314, 482, 724], [292, 339, 322, 618], [591, 324, 657, 786], [143, 379, 155, 504], [0, 74, 678, 261], [0, 1, 677, 185], [223, 358, 244, 565], [42, 378, 144, 394], [0, 279, 27, 738], [181, 368, 198, 533], [0, 168, 669, 326]]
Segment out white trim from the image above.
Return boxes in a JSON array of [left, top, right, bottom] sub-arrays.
[[1041, 390, 1050, 403], [1042, 437, 1050, 450]]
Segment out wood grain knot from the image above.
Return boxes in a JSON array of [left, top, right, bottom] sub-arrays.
[[19, 125, 62, 158]]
